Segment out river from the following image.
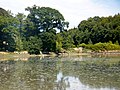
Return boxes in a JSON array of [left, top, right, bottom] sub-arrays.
[[0, 55, 120, 90]]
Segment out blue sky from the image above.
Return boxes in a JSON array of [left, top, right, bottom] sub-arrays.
[[0, 0, 120, 28]]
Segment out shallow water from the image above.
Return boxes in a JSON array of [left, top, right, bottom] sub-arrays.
[[0, 55, 120, 90]]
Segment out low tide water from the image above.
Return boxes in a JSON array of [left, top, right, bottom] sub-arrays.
[[0, 55, 120, 90]]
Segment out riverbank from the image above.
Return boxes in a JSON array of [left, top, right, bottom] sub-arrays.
[[0, 52, 47, 61], [0, 51, 89, 61], [90, 50, 120, 56], [0, 50, 120, 61]]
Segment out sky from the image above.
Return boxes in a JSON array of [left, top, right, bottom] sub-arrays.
[[0, 0, 120, 28]]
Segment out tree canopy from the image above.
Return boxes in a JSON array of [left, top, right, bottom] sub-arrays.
[[0, 8, 10, 17], [25, 5, 69, 35], [0, 6, 120, 54]]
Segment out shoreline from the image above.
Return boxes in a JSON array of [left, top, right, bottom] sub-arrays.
[[0, 51, 120, 61], [0, 51, 89, 61]]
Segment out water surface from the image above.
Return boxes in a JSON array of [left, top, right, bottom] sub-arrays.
[[0, 55, 120, 90]]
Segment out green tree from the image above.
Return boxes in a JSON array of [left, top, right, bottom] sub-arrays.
[[15, 13, 26, 51], [2, 26, 18, 51], [0, 7, 10, 17], [61, 31, 75, 49], [0, 8, 20, 51], [40, 31, 56, 52], [0, 8, 25, 51], [25, 5, 69, 53], [56, 33, 63, 52], [0, 8, 10, 51], [25, 5, 69, 34], [27, 36, 43, 54], [77, 14, 120, 44]]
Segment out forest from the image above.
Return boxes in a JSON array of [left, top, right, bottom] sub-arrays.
[[0, 5, 120, 54]]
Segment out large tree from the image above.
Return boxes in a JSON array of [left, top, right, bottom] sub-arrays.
[[25, 5, 69, 52], [25, 5, 69, 36], [0, 8, 25, 51], [0, 8, 17, 51]]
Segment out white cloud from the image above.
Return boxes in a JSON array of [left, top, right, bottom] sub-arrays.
[[0, 0, 120, 28]]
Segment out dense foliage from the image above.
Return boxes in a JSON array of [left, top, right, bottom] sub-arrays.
[[79, 41, 120, 52], [0, 6, 120, 54], [77, 15, 120, 44]]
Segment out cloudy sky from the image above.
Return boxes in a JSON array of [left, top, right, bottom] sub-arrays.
[[0, 0, 120, 28]]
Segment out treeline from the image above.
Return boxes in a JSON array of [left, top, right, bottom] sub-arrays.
[[61, 14, 120, 51], [77, 15, 120, 44], [0, 5, 68, 54], [0, 5, 120, 54]]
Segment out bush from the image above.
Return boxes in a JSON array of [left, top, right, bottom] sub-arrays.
[[79, 42, 120, 52]]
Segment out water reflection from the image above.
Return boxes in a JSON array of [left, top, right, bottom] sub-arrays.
[[0, 56, 120, 90]]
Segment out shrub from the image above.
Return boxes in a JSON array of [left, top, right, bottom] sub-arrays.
[[79, 42, 120, 52]]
